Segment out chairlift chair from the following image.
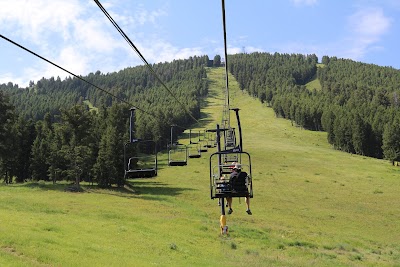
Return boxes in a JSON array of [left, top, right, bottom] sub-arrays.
[[168, 144, 188, 166], [209, 151, 253, 199], [124, 107, 157, 179], [124, 140, 158, 179], [207, 131, 217, 148], [208, 109, 253, 200], [188, 142, 201, 158], [223, 127, 236, 150], [200, 140, 208, 152]]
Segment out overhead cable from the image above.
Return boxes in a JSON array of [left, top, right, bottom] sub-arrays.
[[221, 0, 230, 108], [0, 34, 152, 116], [221, 0, 231, 128], [0, 34, 201, 134], [93, 0, 201, 125]]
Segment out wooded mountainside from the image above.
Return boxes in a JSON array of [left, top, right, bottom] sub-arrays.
[[0, 55, 209, 186], [1, 52, 400, 186], [229, 52, 400, 161]]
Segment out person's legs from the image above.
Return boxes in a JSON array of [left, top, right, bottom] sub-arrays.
[[227, 197, 232, 208], [245, 196, 252, 215], [227, 197, 233, 214]]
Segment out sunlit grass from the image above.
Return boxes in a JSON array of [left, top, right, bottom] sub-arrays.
[[305, 78, 322, 91], [1, 67, 399, 266]]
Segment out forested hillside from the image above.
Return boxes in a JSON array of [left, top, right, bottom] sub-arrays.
[[1, 55, 209, 121], [3, 51, 400, 186], [229, 52, 400, 162], [0, 56, 209, 186]]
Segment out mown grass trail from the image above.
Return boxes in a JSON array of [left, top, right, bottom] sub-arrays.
[[1, 67, 400, 266]]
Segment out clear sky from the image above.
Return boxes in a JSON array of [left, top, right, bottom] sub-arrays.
[[1, 0, 399, 87]]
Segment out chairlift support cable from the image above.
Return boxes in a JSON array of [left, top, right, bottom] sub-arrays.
[[219, 0, 230, 235], [94, 0, 200, 125], [220, 0, 237, 152], [221, 0, 231, 130], [1, 34, 172, 177], [0, 33, 197, 143], [0, 34, 155, 118]]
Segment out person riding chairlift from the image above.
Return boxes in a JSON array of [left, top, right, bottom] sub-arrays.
[[218, 161, 238, 207], [227, 163, 252, 215]]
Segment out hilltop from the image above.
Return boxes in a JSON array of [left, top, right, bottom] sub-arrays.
[[1, 67, 400, 266]]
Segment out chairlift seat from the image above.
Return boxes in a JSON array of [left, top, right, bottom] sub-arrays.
[[213, 180, 251, 199], [168, 161, 187, 166], [125, 168, 157, 179]]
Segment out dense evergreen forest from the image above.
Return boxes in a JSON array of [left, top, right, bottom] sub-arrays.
[[0, 55, 210, 186], [2, 51, 400, 186], [229, 52, 400, 162]]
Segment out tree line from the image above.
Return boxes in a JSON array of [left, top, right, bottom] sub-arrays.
[[0, 55, 210, 186], [228, 52, 400, 163]]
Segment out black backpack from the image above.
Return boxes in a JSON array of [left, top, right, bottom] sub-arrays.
[[230, 171, 248, 192]]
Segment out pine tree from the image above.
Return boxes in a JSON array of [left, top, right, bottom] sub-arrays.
[[93, 125, 119, 187], [352, 114, 367, 155], [0, 90, 15, 183], [213, 55, 221, 67], [382, 119, 400, 164], [30, 120, 52, 181], [11, 117, 35, 182]]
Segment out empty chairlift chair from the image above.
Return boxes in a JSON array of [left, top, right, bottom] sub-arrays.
[[168, 144, 188, 166], [188, 142, 201, 158], [124, 140, 158, 179], [124, 108, 157, 179]]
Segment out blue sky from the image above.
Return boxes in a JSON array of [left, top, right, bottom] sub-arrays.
[[1, 0, 399, 87]]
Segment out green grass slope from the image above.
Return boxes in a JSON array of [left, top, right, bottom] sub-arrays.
[[305, 63, 324, 91], [1, 67, 400, 266], [305, 78, 322, 91]]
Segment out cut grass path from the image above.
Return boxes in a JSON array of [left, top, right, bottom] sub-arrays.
[[1, 67, 400, 266]]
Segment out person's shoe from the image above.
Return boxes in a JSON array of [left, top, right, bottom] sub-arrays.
[[225, 203, 228, 207], [228, 208, 233, 214], [246, 209, 252, 215]]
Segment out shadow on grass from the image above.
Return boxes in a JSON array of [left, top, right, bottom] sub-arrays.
[[17, 180, 195, 201], [125, 180, 196, 199], [21, 182, 72, 192]]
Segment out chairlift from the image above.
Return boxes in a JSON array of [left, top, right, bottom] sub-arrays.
[[209, 151, 253, 199], [168, 144, 188, 166], [199, 140, 208, 153], [205, 131, 216, 148], [224, 127, 236, 150], [199, 129, 207, 141], [204, 141, 214, 149], [188, 142, 201, 158], [196, 129, 208, 152], [124, 140, 157, 179], [124, 108, 157, 179], [208, 108, 253, 200], [189, 129, 199, 144], [168, 125, 188, 166], [186, 129, 201, 158]]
